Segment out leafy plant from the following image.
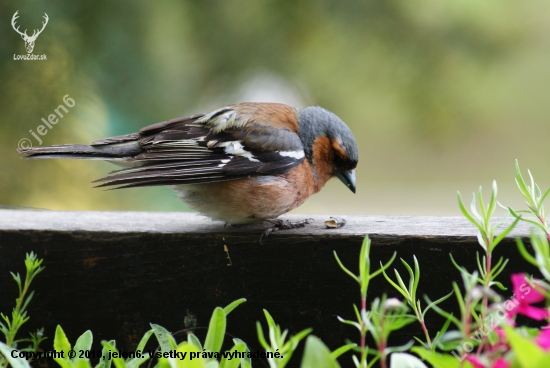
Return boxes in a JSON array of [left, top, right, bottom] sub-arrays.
[[0, 252, 46, 368], [382, 256, 452, 351], [256, 309, 311, 368], [456, 182, 518, 347], [412, 162, 550, 368], [510, 159, 550, 238], [335, 235, 411, 368]]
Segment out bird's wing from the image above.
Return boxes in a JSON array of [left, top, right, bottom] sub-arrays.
[[93, 103, 305, 189]]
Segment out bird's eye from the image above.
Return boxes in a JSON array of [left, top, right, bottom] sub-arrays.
[[333, 152, 345, 166]]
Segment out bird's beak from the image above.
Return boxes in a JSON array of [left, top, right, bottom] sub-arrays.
[[336, 170, 356, 193]]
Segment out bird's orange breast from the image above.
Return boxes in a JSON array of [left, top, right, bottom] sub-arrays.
[[171, 160, 318, 224]]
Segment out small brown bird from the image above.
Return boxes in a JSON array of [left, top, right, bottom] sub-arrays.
[[19, 103, 358, 229]]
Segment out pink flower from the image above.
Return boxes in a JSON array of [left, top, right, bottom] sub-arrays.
[[506, 273, 549, 321], [490, 328, 509, 352], [494, 327, 506, 340], [466, 356, 510, 368], [536, 326, 550, 350], [466, 356, 485, 368], [493, 358, 511, 368]]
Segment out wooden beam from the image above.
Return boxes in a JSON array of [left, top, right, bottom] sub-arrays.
[[0, 210, 537, 366]]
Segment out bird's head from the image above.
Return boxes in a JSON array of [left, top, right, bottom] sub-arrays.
[[298, 106, 358, 193]]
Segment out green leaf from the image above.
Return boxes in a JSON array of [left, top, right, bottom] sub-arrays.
[[491, 216, 521, 251], [385, 340, 414, 354], [223, 299, 246, 316], [276, 327, 312, 368], [124, 355, 150, 368], [486, 181, 497, 219], [263, 309, 276, 330], [330, 343, 356, 360], [204, 307, 226, 354], [504, 326, 550, 368], [151, 323, 177, 353], [0, 342, 31, 368], [155, 356, 172, 368], [540, 187, 550, 206], [435, 330, 462, 352], [188, 333, 203, 350], [490, 280, 507, 290], [449, 253, 468, 275], [393, 270, 411, 301], [476, 252, 485, 277], [388, 316, 415, 331], [289, 328, 312, 346], [232, 338, 251, 368], [337, 316, 361, 331], [54, 358, 74, 368], [510, 207, 546, 231], [73, 330, 93, 361], [205, 361, 220, 368], [477, 186, 487, 222], [359, 235, 371, 278], [256, 321, 269, 350], [74, 359, 93, 368], [54, 325, 72, 358], [20, 290, 35, 315], [333, 251, 358, 283], [411, 256, 421, 302], [301, 336, 340, 368], [10, 271, 22, 289], [490, 257, 509, 280], [219, 342, 246, 368], [390, 352, 428, 368], [382, 268, 409, 301], [423, 295, 461, 330], [422, 291, 453, 319], [457, 192, 484, 234], [411, 347, 474, 368], [517, 238, 538, 266], [94, 340, 115, 368], [452, 282, 466, 316], [136, 329, 154, 354], [173, 342, 206, 368], [100, 341, 125, 368], [528, 169, 536, 199], [516, 160, 531, 198], [370, 252, 397, 280]]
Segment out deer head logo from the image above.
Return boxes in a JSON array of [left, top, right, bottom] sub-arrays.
[[11, 11, 49, 54]]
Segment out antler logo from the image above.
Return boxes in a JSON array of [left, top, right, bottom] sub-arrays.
[[11, 11, 49, 54]]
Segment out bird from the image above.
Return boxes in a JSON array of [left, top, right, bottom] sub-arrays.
[[18, 103, 358, 232]]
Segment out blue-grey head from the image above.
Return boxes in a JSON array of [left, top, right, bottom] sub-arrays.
[[297, 106, 358, 193]]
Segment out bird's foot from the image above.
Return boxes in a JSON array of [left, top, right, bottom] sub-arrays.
[[225, 222, 249, 228], [260, 218, 314, 243]]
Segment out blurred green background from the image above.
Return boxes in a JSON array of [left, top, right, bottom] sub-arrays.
[[2, 0, 550, 216]]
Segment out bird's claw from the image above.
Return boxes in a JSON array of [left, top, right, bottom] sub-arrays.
[[260, 218, 314, 244]]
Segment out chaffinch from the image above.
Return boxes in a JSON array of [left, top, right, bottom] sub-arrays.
[[19, 103, 358, 228]]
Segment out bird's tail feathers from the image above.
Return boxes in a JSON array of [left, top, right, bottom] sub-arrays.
[[18, 141, 142, 160]]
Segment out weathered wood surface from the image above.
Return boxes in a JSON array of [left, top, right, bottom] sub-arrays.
[[0, 210, 539, 367], [0, 209, 533, 236]]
